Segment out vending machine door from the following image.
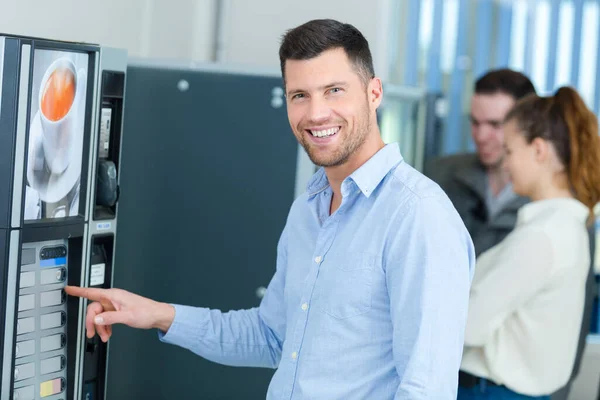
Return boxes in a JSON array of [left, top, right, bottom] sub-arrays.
[[108, 63, 298, 399]]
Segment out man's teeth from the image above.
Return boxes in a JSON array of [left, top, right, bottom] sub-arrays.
[[310, 127, 339, 137]]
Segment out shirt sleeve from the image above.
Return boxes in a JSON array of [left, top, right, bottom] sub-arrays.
[[157, 226, 289, 369], [386, 195, 475, 399], [464, 229, 554, 346]]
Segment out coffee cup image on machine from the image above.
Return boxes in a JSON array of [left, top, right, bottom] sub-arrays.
[[24, 49, 89, 221]]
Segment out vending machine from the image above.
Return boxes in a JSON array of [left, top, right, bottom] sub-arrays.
[[0, 34, 126, 400]]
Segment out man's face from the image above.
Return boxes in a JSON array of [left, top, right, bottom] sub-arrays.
[[470, 93, 516, 168], [284, 48, 380, 167]]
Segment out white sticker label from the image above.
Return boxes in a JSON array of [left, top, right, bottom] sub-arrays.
[[99, 108, 112, 159], [97, 222, 111, 230], [90, 263, 106, 286]]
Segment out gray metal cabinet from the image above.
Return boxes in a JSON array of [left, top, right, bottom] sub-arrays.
[[107, 63, 299, 399]]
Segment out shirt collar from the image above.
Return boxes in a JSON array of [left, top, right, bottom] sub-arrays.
[[306, 143, 404, 198], [517, 197, 589, 225]]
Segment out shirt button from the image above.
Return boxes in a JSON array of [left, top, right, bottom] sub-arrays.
[[301, 303, 308, 311], [314, 256, 322, 263], [291, 351, 298, 360]]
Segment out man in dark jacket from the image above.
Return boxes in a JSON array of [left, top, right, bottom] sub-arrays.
[[425, 68, 535, 256]]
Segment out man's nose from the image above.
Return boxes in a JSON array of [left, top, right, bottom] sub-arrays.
[[473, 125, 493, 143], [307, 97, 331, 124]]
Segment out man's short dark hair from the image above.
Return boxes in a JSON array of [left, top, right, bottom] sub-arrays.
[[474, 68, 536, 100], [279, 19, 375, 86]]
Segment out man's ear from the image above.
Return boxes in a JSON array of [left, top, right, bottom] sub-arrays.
[[369, 77, 383, 110]]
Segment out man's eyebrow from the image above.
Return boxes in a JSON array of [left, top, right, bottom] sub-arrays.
[[287, 81, 349, 96], [286, 88, 304, 97], [469, 115, 502, 125], [318, 81, 348, 90]]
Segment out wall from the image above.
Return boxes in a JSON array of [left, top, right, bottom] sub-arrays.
[[217, 0, 391, 78], [0, 0, 391, 78], [0, 0, 216, 61]]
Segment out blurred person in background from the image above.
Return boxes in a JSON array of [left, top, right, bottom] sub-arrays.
[[457, 87, 600, 400], [426, 69, 536, 256]]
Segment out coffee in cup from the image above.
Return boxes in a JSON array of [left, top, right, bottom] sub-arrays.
[[38, 57, 82, 175], [41, 66, 76, 122]]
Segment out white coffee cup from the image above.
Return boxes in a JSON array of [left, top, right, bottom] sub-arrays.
[[38, 57, 84, 175]]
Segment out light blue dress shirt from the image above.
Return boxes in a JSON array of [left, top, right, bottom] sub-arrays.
[[159, 143, 475, 399]]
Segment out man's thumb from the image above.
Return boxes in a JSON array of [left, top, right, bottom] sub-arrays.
[[94, 311, 128, 326]]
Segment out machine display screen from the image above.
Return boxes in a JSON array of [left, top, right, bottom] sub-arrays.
[[24, 48, 90, 220]]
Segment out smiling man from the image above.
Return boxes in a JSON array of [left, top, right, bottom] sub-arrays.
[[66, 19, 474, 399]]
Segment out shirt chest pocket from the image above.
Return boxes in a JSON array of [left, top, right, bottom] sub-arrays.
[[317, 252, 375, 319]]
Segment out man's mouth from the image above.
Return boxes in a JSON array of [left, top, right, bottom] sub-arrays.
[[306, 126, 340, 138]]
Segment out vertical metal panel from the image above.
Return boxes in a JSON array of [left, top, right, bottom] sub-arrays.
[[444, 0, 469, 154], [495, 1, 513, 67], [509, 0, 528, 71], [595, 2, 600, 114], [571, 0, 585, 85], [387, 0, 404, 82], [546, 0, 561, 91], [1, 230, 20, 400], [11, 45, 31, 228], [523, 1, 535, 76], [473, 0, 493, 77], [403, 0, 422, 85], [426, 0, 444, 91]]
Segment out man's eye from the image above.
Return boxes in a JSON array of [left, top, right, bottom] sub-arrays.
[[292, 93, 305, 100]]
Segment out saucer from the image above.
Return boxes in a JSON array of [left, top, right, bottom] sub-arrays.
[[26, 106, 84, 204]]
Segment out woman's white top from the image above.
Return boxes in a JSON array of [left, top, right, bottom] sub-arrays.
[[461, 198, 590, 396]]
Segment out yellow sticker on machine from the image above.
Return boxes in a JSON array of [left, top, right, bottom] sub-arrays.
[[40, 378, 62, 397]]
